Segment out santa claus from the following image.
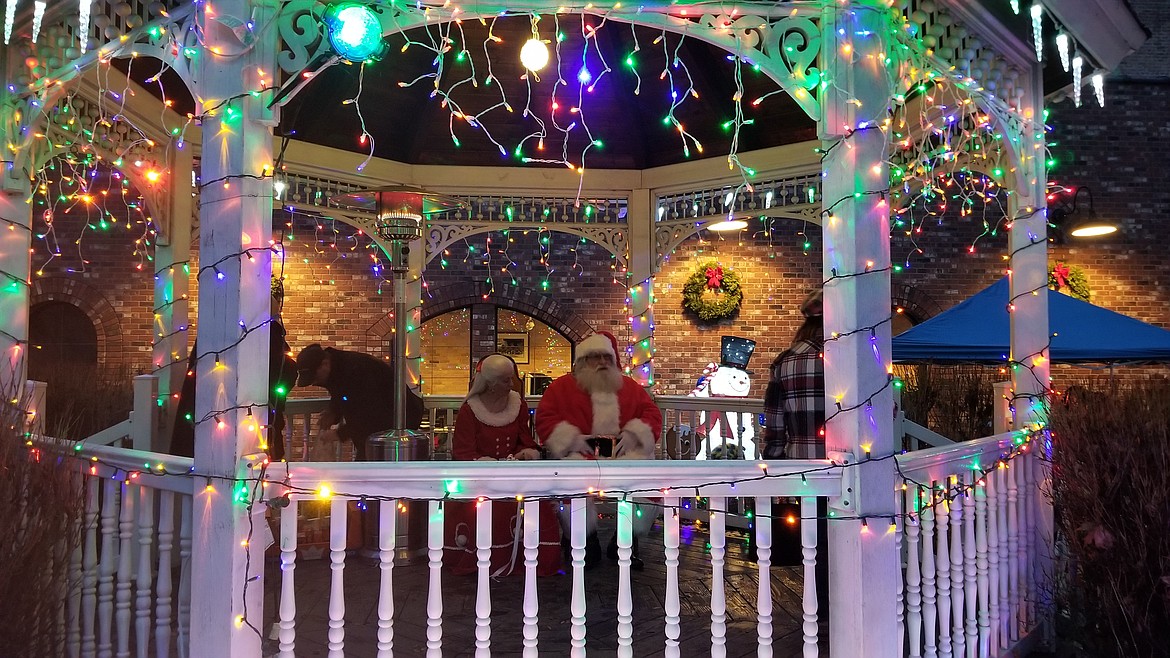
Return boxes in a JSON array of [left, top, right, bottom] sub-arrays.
[[535, 330, 663, 568]]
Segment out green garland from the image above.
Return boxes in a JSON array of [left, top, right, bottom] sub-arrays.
[[682, 260, 743, 321], [1049, 262, 1091, 302]]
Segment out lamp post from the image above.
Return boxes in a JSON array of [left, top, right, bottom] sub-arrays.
[[330, 186, 464, 437]]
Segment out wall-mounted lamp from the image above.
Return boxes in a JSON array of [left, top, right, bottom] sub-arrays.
[[1051, 186, 1118, 239]]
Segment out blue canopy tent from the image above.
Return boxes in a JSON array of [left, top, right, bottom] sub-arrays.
[[892, 277, 1170, 364]]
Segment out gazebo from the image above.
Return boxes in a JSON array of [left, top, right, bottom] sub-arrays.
[[0, 1, 1147, 657]]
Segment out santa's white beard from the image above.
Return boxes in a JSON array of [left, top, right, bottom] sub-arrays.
[[574, 363, 622, 394]]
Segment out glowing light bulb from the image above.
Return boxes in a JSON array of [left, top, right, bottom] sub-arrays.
[[520, 38, 549, 72]]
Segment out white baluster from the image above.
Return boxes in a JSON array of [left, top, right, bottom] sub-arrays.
[[616, 499, 635, 657], [155, 491, 174, 658], [921, 487, 938, 658], [427, 499, 444, 657], [896, 493, 905, 658], [116, 482, 134, 658], [377, 499, 395, 657], [975, 477, 990, 658], [1019, 451, 1033, 631], [950, 479, 965, 658], [663, 496, 681, 657], [81, 476, 100, 658], [709, 497, 727, 657], [995, 466, 1010, 652], [755, 496, 773, 653], [936, 486, 952, 658], [905, 487, 923, 658], [800, 496, 819, 658], [56, 532, 68, 658], [135, 485, 154, 658], [328, 498, 347, 657], [1006, 462, 1019, 642], [176, 496, 192, 658], [68, 508, 83, 658], [279, 498, 299, 657], [569, 498, 587, 657], [98, 478, 119, 658], [521, 500, 539, 658], [986, 471, 1000, 655], [963, 473, 977, 657], [475, 500, 492, 656]]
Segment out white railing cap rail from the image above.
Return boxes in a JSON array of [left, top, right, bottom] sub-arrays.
[[290, 394, 765, 412], [59, 440, 196, 495], [655, 395, 764, 413], [894, 430, 1023, 484], [283, 459, 840, 499]]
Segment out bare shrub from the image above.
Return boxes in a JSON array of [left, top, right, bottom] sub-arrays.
[[32, 363, 134, 439], [896, 364, 999, 442], [0, 392, 86, 655], [1049, 383, 1170, 656]]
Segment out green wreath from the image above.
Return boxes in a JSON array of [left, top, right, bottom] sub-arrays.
[[1049, 262, 1090, 302], [682, 261, 743, 321]]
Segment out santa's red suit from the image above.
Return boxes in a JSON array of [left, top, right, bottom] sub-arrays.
[[535, 335, 661, 460]]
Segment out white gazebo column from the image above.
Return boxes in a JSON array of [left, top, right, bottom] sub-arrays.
[[153, 145, 194, 449], [0, 175, 31, 396], [1006, 71, 1052, 637], [188, 0, 278, 653], [818, 3, 898, 656], [625, 188, 655, 387]]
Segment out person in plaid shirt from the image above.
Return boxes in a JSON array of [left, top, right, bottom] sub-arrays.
[[750, 289, 829, 605], [762, 288, 826, 459]]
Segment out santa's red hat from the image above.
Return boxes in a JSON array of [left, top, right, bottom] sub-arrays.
[[576, 330, 620, 361]]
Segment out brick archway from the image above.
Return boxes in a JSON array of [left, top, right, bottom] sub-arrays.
[[891, 284, 944, 327], [29, 277, 124, 368], [365, 282, 594, 357]]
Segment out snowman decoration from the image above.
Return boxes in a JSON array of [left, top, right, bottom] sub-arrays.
[[693, 336, 758, 460]]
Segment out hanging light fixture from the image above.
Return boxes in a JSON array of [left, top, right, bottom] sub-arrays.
[[323, 2, 386, 62], [520, 14, 549, 73], [521, 38, 549, 72], [1052, 186, 1119, 239], [708, 213, 749, 232]]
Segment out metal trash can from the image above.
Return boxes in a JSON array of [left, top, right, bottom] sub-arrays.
[[365, 429, 433, 563]]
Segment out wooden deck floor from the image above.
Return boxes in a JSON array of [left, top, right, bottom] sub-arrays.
[[262, 522, 828, 657]]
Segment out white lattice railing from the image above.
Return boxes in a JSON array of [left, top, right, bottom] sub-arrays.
[[64, 442, 195, 658], [894, 432, 1048, 658]]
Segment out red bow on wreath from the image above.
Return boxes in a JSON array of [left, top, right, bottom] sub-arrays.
[[1053, 262, 1070, 289], [705, 266, 724, 290]]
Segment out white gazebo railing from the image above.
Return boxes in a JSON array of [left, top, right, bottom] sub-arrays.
[[53, 376, 1046, 658], [289, 391, 946, 463], [274, 459, 842, 657], [54, 426, 1047, 658], [62, 442, 195, 658], [896, 432, 1047, 658]]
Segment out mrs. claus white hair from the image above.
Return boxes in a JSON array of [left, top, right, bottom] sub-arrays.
[[466, 354, 516, 400]]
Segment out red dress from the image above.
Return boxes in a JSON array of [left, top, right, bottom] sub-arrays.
[[444, 392, 563, 576]]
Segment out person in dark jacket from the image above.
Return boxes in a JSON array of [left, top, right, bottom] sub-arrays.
[[267, 280, 298, 460], [170, 280, 297, 460], [294, 344, 424, 460]]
